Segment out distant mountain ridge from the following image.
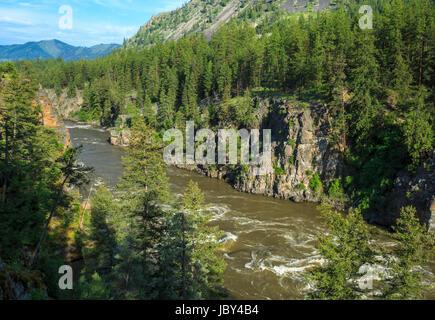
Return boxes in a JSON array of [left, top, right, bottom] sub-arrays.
[[0, 40, 120, 62], [125, 0, 334, 49]]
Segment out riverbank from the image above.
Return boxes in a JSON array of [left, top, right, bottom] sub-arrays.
[[39, 86, 434, 231], [65, 121, 435, 299]]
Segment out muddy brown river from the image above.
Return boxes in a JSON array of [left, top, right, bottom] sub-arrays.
[[65, 121, 434, 300]]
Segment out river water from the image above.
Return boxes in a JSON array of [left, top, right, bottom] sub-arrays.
[[65, 121, 434, 300]]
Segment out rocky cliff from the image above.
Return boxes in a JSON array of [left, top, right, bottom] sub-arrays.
[[178, 97, 341, 203], [176, 97, 434, 230], [38, 88, 83, 120], [366, 152, 435, 231], [125, 0, 335, 49], [0, 261, 47, 300], [36, 90, 71, 148]]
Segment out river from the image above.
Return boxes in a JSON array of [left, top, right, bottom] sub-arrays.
[[65, 121, 434, 300]]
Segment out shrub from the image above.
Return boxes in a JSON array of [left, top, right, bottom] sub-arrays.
[[297, 183, 306, 190], [275, 167, 286, 176], [328, 178, 345, 201], [309, 172, 322, 193], [273, 160, 286, 175]]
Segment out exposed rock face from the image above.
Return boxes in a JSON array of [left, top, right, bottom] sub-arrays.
[[175, 97, 434, 230], [108, 115, 132, 146], [0, 262, 47, 300], [36, 90, 71, 148], [235, 99, 340, 202], [178, 98, 341, 203], [366, 152, 435, 231], [109, 129, 131, 147], [38, 88, 83, 119], [125, 0, 334, 49]]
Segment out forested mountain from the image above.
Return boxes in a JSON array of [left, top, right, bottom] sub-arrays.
[[23, 0, 433, 218], [124, 0, 334, 48], [2, 0, 434, 301], [0, 40, 120, 62]]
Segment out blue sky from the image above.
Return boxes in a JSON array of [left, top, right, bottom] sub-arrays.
[[0, 0, 186, 46]]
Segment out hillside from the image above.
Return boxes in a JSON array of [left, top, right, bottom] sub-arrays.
[[0, 40, 120, 62], [125, 0, 334, 48]]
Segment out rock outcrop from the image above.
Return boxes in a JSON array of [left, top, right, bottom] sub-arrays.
[[178, 98, 341, 203], [176, 97, 434, 230], [234, 98, 340, 202], [36, 91, 71, 149], [366, 152, 435, 231], [125, 0, 334, 49], [109, 128, 131, 147], [38, 88, 83, 120], [108, 115, 132, 146], [0, 261, 47, 300]]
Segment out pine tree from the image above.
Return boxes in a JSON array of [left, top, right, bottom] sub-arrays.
[[202, 60, 214, 98], [114, 119, 170, 299], [307, 203, 374, 300], [383, 206, 434, 299], [349, 26, 380, 146], [402, 89, 433, 169], [82, 185, 118, 281], [159, 181, 226, 299]]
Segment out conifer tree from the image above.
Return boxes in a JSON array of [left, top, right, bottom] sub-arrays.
[[383, 206, 434, 299], [159, 181, 226, 299], [349, 26, 380, 146], [115, 119, 169, 298]]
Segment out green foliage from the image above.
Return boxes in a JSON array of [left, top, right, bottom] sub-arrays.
[[0, 66, 63, 259], [382, 206, 435, 299], [219, 95, 257, 128], [308, 204, 434, 300], [275, 167, 285, 176], [81, 185, 118, 282], [402, 90, 433, 170], [159, 181, 226, 299], [273, 160, 286, 176], [307, 203, 373, 300], [309, 172, 322, 193], [297, 183, 306, 191], [328, 178, 346, 203], [77, 124, 226, 300], [3, 0, 435, 300], [78, 273, 111, 300]]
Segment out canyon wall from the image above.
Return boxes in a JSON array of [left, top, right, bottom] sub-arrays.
[[178, 98, 341, 203], [36, 90, 70, 148], [38, 88, 83, 120]]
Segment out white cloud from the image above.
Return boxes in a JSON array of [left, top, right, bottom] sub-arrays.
[[0, 8, 39, 25]]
